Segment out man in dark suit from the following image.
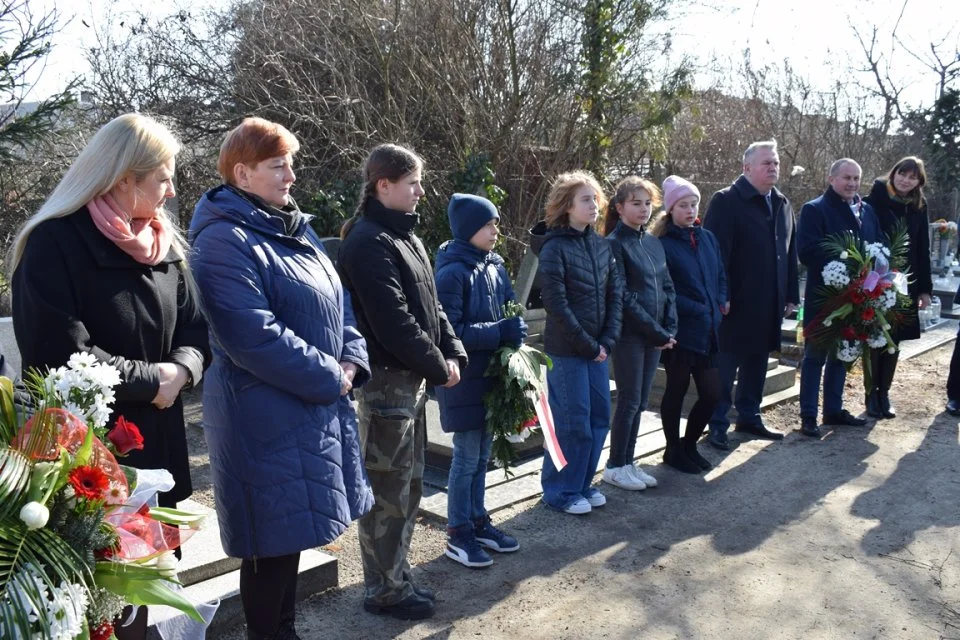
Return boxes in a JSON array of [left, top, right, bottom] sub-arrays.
[[703, 140, 799, 450], [797, 158, 881, 437]]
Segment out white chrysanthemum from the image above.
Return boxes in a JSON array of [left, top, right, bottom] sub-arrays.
[[865, 242, 891, 261], [867, 333, 888, 349], [836, 340, 861, 362], [881, 289, 897, 310], [67, 352, 98, 369], [46, 580, 88, 640], [822, 261, 851, 287]]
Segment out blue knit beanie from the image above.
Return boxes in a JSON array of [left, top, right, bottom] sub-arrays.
[[447, 193, 500, 242]]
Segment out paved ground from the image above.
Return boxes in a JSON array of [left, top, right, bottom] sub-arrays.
[[189, 342, 960, 640]]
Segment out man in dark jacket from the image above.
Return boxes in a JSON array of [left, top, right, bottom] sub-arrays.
[[797, 159, 881, 437], [704, 140, 799, 450]]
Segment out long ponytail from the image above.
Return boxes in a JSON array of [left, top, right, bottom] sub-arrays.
[[340, 143, 424, 240]]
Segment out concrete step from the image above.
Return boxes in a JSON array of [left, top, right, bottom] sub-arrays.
[[424, 360, 796, 471], [420, 413, 670, 522], [146, 498, 338, 636], [148, 549, 337, 638]]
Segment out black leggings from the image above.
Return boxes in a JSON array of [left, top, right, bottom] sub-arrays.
[[240, 553, 300, 635], [661, 358, 721, 443]]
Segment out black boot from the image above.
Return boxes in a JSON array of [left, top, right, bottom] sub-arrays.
[[865, 349, 883, 418], [278, 612, 302, 640], [683, 436, 712, 471], [877, 350, 899, 419], [663, 441, 701, 474]]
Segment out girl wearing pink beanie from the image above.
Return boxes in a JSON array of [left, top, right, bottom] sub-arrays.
[[651, 176, 728, 475]]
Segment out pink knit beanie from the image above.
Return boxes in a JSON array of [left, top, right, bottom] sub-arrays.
[[662, 175, 701, 213]]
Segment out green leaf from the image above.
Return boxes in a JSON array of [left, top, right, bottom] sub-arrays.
[[148, 507, 207, 527], [0, 448, 31, 521], [0, 377, 17, 443], [94, 562, 203, 622], [0, 521, 93, 638]]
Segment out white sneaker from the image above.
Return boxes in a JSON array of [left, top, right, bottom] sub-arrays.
[[630, 464, 658, 488], [585, 490, 607, 507], [602, 465, 646, 491], [563, 497, 592, 515]]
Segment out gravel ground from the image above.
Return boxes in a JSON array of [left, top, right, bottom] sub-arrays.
[[186, 343, 960, 640]]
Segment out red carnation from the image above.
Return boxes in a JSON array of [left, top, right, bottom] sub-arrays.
[[861, 307, 876, 322], [842, 326, 857, 340], [68, 465, 109, 501], [107, 416, 144, 455], [850, 290, 866, 305], [90, 621, 114, 640]]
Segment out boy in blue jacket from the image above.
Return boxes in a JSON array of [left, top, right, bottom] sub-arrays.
[[435, 194, 526, 568]]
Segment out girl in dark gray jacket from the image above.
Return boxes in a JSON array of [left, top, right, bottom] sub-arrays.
[[602, 177, 678, 491]]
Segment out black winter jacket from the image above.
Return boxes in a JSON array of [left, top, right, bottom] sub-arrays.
[[338, 199, 467, 385], [531, 222, 623, 359], [606, 221, 677, 345], [13, 208, 210, 504], [864, 179, 931, 341], [703, 175, 800, 354]]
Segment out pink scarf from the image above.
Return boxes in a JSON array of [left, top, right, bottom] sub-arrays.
[[87, 194, 172, 266]]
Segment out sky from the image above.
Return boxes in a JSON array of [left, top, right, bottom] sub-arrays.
[[15, 0, 960, 116]]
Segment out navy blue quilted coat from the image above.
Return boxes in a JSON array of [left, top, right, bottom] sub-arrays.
[[434, 239, 516, 433], [659, 220, 728, 355], [189, 185, 373, 559]]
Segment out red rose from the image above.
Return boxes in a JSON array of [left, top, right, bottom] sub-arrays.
[[861, 307, 876, 322], [108, 416, 144, 455], [842, 326, 857, 340], [850, 290, 866, 305], [68, 465, 109, 501]]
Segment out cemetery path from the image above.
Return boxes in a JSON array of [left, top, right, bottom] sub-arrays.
[[190, 343, 960, 640]]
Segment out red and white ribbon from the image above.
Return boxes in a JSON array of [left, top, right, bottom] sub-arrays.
[[533, 389, 566, 471]]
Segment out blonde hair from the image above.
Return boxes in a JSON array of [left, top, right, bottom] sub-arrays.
[[602, 176, 661, 236], [649, 211, 671, 237], [10, 113, 185, 271], [544, 171, 607, 229]]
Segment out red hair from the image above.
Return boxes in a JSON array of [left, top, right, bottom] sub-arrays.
[[218, 117, 300, 185]]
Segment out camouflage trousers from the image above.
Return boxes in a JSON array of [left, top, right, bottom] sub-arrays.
[[355, 365, 427, 605]]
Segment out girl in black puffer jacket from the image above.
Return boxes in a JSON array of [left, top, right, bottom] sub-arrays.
[[602, 177, 678, 492], [651, 176, 728, 475], [531, 171, 623, 515]]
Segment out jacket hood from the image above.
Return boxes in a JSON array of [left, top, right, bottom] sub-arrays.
[[435, 238, 503, 272], [529, 220, 590, 256], [190, 184, 311, 243]]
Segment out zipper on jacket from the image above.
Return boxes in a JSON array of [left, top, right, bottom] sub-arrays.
[[483, 262, 499, 320], [585, 235, 603, 330], [638, 233, 660, 323]]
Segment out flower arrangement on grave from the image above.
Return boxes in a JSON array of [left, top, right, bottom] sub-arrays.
[[933, 218, 958, 239], [483, 301, 552, 476], [0, 353, 205, 639], [803, 224, 913, 390]]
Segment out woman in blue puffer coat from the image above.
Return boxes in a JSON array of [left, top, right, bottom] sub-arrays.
[[651, 175, 728, 476], [189, 118, 373, 640]]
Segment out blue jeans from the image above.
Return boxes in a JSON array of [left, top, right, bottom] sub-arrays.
[[446, 428, 493, 528], [710, 351, 769, 433], [608, 340, 660, 468], [541, 355, 610, 510], [799, 342, 846, 418]]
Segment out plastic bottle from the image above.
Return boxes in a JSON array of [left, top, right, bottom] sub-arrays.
[[795, 302, 804, 344]]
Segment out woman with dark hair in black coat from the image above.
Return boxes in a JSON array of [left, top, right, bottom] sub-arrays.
[[863, 156, 932, 419]]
